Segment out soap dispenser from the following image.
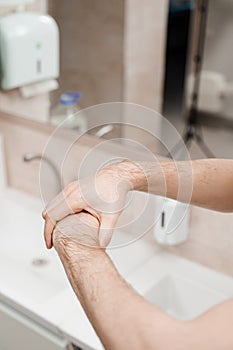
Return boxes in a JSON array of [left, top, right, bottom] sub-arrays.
[[153, 196, 190, 246]]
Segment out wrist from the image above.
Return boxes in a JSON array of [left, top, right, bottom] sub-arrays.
[[54, 235, 106, 264], [111, 160, 178, 196], [109, 160, 148, 191]]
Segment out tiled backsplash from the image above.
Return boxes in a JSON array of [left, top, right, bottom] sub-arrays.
[[1, 111, 233, 278]]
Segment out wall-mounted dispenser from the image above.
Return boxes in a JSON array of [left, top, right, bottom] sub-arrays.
[[154, 196, 190, 246], [0, 12, 59, 94]]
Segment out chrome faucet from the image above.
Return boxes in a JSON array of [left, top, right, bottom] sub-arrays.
[[93, 125, 114, 138], [23, 153, 62, 193]]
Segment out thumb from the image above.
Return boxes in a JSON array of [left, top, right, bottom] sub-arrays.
[[99, 214, 118, 247]]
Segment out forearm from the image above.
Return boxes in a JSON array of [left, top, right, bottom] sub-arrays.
[[115, 159, 233, 212], [53, 214, 186, 350], [55, 243, 193, 350], [55, 242, 145, 349], [53, 213, 233, 350], [189, 299, 233, 350]]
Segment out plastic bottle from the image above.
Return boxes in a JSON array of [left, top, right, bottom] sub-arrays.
[[50, 92, 87, 132]]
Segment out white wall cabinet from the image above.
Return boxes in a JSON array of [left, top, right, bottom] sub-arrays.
[[0, 301, 69, 350]]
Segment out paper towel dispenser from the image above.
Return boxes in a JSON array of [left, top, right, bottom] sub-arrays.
[[0, 12, 59, 90]]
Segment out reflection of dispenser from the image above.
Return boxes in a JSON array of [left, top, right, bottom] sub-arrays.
[[0, 12, 59, 90], [154, 196, 190, 246]]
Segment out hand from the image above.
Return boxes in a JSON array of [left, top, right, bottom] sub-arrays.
[[53, 211, 100, 250], [43, 162, 136, 249]]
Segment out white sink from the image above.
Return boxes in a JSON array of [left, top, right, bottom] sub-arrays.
[[1, 187, 233, 323], [144, 274, 226, 320], [127, 252, 233, 320]]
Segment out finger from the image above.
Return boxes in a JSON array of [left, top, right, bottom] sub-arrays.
[[43, 201, 79, 249], [44, 217, 55, 249], [99, 214, 118, 247], [45, 191, 76, 222], [83, 206, 101, 224], [43, 181, 89, 249], [43, 188, 80, 244]]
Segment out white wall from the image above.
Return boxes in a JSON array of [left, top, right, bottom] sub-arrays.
[[203, 0, 233, 118]]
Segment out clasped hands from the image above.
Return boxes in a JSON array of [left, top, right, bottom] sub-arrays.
[[42, 162, 136, 250]]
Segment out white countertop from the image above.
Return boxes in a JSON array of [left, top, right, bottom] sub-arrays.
[[0, 187, 159, 350], [1, 187, 233, 349]]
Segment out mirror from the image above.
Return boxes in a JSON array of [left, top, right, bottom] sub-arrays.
[[0, 0, 232, 158], [46, 0, 168, 140], [0, 0, 168, 140]]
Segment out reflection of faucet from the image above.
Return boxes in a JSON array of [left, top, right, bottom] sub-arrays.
[[94, 125, 114, 138], [23, 153, 62, 193]]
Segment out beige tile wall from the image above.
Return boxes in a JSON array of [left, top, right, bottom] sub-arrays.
[[124, 0, 169, 111], [48, 0, 168, 112], [0, 0, 50, 122], [1, 111, 233, 278], [48, 0, 125, 109], [122, 0, 168, 151]]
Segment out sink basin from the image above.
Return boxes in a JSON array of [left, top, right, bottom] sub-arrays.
[[127, 252, 233, 320], [0, 189, 69, 305], [144, 274, 226, 320]]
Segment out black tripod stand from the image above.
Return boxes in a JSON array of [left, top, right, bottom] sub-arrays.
[[169, 0, 215, 158]]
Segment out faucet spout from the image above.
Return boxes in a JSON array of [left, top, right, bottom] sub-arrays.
[[23, 152, 62, 193]]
